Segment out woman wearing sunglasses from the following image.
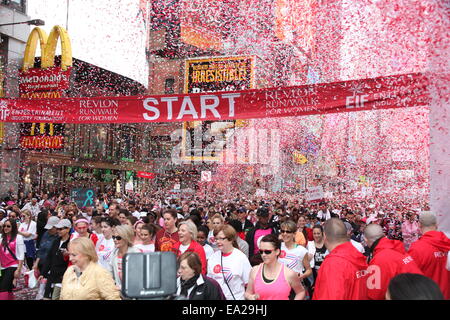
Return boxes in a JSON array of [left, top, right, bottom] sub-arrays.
[[207, 225, 252, 300], [245, 234, 305, 300], [279, 220, 313, 298], [0, 218, 24, 300], [108, 225, 139, 291]]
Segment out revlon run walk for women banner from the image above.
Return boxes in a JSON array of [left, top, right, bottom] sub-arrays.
[[0, 72, 429, 124]]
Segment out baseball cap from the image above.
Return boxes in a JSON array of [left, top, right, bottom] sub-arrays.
[[55, 219, 72, 229], [45, 216, 61, 229]]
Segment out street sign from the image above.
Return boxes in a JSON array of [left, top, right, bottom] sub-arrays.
[[71, 188, 95, 208], [201, 171, 212, 182], [306, 186, 324, 202], [137, 171, 155, 179]]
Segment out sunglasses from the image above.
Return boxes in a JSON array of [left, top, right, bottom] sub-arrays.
[[112, 235, 123, 241], [56, 227, 68, 231], [259, 249, 274, 255], [3, 225, 12, 228], [280, 230, 294, 234]]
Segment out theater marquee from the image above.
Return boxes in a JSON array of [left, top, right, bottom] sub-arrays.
[[182, 56, 255, 162]]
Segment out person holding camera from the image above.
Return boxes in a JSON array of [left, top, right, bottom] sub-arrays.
[[176, 251, 225, 300]]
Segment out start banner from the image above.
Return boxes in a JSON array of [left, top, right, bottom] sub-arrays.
[[0, 72, 429, 124]]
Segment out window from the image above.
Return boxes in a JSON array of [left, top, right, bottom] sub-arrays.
[[164, 78, 175, 94], [2, 0, 26, 13]]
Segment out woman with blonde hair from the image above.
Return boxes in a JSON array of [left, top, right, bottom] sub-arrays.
[[18, 209, 37, 270], [208, 214, 225, 252], [174, 220, 207, 274], [108, 225, 139, 290], [60, 237, 120, 300]]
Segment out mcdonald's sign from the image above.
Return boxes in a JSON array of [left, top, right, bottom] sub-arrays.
[[19, 25, 72, 149]]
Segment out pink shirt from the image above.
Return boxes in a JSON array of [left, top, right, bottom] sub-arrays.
[[0, 238, 18, 268], [254, 263, 291, 300]]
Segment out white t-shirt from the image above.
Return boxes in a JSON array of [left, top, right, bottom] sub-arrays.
[[207, 248, 252, 300], [317, 210, 331, 221], [134, 243, 155, 253], [18, 220, 37, 241], [351, 239, 365, 254], [279, 243, 309, 274], [307, 241, 330, 268], [207, 230, 219, 251], [203, 243, 214, 260], [95, 235, 116, 270], [131, 211, 141, 219], [178, 243, 189, 254]]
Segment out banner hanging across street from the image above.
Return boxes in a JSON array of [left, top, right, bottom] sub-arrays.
[[0, 72, 429, 124]]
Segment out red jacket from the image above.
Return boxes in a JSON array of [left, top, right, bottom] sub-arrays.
[[408, 230, 450, 299], [368, 237, 423, 300], [174, 240, 207, 274], [313, 241, 369, 300]]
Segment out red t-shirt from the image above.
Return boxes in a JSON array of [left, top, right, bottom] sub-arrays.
[[154, 228, 179, 253]]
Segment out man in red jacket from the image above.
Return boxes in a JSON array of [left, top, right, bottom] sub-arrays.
[[312, 218, 369, 300], [364, 224, 423, 300], [408, 211, 450, 299]]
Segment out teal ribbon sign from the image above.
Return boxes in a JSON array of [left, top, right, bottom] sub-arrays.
[[71, 188, 96, 208]]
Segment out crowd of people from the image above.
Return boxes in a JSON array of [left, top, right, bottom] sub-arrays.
[[0, 188, 448, 300]]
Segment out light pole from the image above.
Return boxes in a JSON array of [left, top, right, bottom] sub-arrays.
[[0, 19, 45, 27]]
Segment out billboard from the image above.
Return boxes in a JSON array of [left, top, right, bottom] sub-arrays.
[[182, 56, 255, 162]]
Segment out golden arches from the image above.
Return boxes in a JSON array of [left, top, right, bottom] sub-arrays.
[[22, 25, 72, 72]]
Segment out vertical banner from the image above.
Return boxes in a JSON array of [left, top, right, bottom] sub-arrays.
[[18, 25, 72, 150], [0, 63, 4, 144], [182, 56, 255, 162]]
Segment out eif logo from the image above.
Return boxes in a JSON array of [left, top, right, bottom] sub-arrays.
[[0, 101, 10, 121]]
